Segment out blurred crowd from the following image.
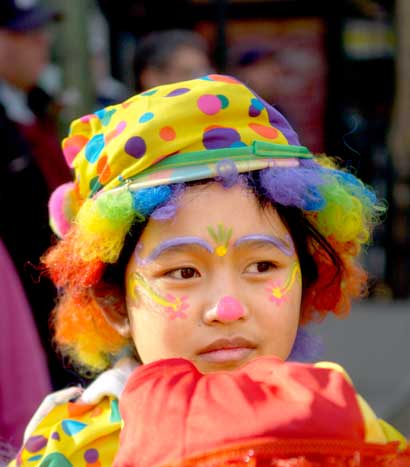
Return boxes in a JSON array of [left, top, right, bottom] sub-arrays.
[[0, 0, 407, 454]]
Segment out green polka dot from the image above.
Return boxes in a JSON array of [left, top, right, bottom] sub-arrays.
[[217, 94, 229, 109], [110, 399, 121, 423], [39, 452, 73, 466]]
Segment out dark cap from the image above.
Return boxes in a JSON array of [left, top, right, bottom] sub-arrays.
[[229, 44, 277, 68], [0, 0, 60, 32]]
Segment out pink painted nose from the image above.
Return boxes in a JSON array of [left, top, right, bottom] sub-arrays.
[[216, 296, 245, 321]]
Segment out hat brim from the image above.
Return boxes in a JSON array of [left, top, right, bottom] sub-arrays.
[[5, 7, 61, 32]]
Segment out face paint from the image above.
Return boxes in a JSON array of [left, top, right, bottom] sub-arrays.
[[132, 242, 146, 266], [266, 262, 302, 306], [203, 296, 245, 322], [207, 224, 233, 257], [234, 233, 295, 257], [130, 272, 189, 319], [139, 237, 213, 265], [216, 296, 245, 321]]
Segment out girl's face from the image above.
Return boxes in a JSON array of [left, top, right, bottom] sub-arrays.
[[125, 183, 302, 373]]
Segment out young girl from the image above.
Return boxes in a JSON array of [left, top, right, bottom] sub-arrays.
[[10, 75, 409, 466]]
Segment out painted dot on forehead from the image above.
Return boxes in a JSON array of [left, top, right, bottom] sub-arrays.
[[207, 225, 233, 257]]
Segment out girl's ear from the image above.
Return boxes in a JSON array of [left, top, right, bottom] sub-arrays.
[[101, 304, 131, 338], [92, 285, 131, 338]]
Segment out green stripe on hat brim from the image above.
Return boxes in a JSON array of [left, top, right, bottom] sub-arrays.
[[105, 141, 313, 196]]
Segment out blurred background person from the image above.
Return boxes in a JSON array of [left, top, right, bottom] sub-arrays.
[[133, 29, 213, 92], [0, 238, 50, 451], [0, 0, 77, 389], [228, 44, 283, 105]]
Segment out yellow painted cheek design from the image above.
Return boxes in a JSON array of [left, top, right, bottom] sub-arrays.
[[266, 262, 301, 305], [207, 224, 233, 257], [130, 273, 189, 319]]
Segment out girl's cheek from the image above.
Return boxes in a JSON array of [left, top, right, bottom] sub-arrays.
[[265, 262, 302, 306], [129, 272, 190, 320]]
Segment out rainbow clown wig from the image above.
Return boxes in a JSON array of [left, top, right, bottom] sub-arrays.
[[45, 74, 383, 375]]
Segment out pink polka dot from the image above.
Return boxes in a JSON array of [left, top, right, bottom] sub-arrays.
[[197, 95, 222, 115], [105, 121, 127, 144], [80, 114, 96, 123], [63, 135, 89, 167]]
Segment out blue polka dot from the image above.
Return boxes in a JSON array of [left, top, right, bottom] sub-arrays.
[[28, 455, 42, 461], [85, 134, 104, 163], [230, 140, 247, 148], [95, 108, 116, 126], [251, 98, 264, 111], [61, 420, 87, 436], [139, 112, 154, 123]]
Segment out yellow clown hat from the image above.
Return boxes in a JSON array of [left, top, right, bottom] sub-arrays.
[[49, 74, 312, 241]]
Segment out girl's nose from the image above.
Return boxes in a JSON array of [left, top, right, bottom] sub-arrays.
[[203, 296, 247, 323]]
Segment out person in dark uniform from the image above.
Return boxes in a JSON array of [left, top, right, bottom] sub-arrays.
[[0, 0, 79, 389]]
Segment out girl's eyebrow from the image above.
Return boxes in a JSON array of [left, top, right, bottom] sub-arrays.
[[233, 234, 295, 257], [144, 237, 214, 262]]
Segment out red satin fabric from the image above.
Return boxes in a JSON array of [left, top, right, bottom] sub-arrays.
[[114, 357, 369, 467]]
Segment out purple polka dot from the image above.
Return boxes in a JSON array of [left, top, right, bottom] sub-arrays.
[[51, 432, 60, 441], [25, 435, 47, 453], [197, 94, 222, 115], [203, 127, 241, 149], [125, 136, 146, 158], [165, 88, 190, 97], [249, 105, 262, 117], [84, 448, 99, 463]]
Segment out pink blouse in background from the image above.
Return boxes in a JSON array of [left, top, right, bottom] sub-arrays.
[[0, 239, 51, 448]]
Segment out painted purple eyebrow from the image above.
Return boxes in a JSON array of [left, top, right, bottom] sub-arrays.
[[144, 236, 214, 263], [233, 234, 295, 257]]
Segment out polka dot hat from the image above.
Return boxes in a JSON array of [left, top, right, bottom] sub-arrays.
[[50, 74, 311, 237]]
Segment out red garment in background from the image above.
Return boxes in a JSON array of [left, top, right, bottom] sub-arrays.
[[18, 118, 71, 192]]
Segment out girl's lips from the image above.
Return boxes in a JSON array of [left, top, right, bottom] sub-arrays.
[[198, 347, 254, 363], [198, 337, 256, 363]]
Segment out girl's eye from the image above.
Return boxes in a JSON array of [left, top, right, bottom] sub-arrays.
[[245, 261, 276, 274], [166, 267, 200, 279]]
